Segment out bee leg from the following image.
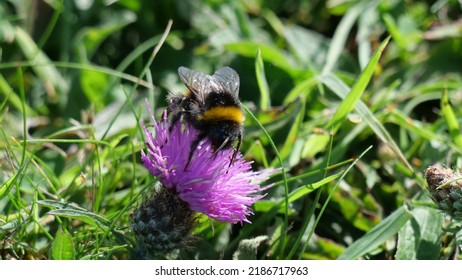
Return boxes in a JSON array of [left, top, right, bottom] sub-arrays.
[[169, 111, 183, 132], [228, 133, 242, 168], [167, 93, 184, 115], [212, 137, 230, 158], [184, 132, 207, 171]]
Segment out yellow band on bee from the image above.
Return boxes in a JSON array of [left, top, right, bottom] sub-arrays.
[[200, 106, 245, 123]]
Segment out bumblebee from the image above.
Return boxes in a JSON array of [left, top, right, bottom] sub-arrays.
[[168, 66, 244, 168]]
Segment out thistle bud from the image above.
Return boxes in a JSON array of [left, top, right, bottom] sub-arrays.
[[425, 165, 462, 219], [131, 188, 196, 259]]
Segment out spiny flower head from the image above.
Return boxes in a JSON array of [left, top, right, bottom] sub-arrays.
[[131, 188, 196, 259], [140, 104, 275, 224], [425, 165, 462, 220]]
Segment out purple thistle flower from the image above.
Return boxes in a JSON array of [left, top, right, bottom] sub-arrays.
[[141, 104, 275, 224]]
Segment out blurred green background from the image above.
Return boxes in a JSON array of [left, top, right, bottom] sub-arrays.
[[1, 0, 462, 260]]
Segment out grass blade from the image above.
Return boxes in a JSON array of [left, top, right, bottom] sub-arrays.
[[324, 35, 391, 130], [255, 48, 271, 110], [441, 88, 462, 149], [14, 26, 69, 94], [318, 72, 413, 171], [338, 206, 413, 260], [322, 2, 377, 74]]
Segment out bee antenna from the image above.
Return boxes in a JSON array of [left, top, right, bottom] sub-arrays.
[[228, 149, 237, 168]]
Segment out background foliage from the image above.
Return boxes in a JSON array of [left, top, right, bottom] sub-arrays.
[[1, 0, 462, 259]]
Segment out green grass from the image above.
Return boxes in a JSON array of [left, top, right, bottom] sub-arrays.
[[1, 0, 462, 260]]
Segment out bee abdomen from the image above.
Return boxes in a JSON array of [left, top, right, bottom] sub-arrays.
[[198, 106, 244, 124]]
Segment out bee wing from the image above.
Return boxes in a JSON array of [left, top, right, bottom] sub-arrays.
[[212, 67, 240, 96], [178, 67, 219, 103]]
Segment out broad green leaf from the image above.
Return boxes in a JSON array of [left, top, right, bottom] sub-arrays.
[[36, 199, 88, 211], [301, 134, 331, 159], [395, 207, 443, 260], [51, 229, 76, 260], [324, 35, 391, 130], [338, 206, 413, 260], [47, 209, 111, 229], [37, 200, 111, 229], [80, 69, 109, 110]]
